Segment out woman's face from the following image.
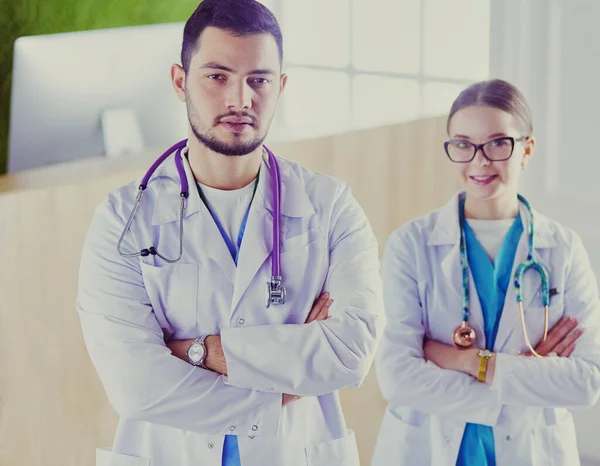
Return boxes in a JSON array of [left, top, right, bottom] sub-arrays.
[[447, 105, 534, 203]]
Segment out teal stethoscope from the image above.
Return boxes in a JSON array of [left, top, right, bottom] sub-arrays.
[[452, 193, 550, 358]]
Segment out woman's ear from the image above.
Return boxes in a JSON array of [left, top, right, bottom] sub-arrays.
[[521, 136, 536, 169]]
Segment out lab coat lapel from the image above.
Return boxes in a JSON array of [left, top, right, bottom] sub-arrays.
[[192, 196, 238, 285], [151, 149, 201, 225], [186, 154, 237, 284], [153, 152, 237, 284], [439, 245, 486, 345], [231, 159, 273, 312], [439, 244, 466, 312], [493, 232, 529, 350], [231, 152, 315, 312]]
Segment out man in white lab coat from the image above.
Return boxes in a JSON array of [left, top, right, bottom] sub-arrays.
[[76, 1, 385, 465]]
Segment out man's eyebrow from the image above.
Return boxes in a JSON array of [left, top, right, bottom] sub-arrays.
[[248, 68, 277, 75], [199, 63, 277, 76], [199, 62, 235, 72]]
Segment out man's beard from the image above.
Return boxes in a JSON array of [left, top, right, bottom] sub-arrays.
[[186, 101, 266, 156]]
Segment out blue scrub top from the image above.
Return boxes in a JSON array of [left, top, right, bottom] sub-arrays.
[[455, 215, 523, 466]]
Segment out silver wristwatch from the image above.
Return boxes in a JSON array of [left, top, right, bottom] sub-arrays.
[[186, 335, 208, 368]]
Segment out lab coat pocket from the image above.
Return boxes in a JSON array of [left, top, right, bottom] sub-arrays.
[[279, 227, 328, 316], [281, 226, 325, 253], [536, 414, 579, 466], [372, 407, 430, 466], [305, 430, 359, 466], [96, 447, 150, 466], [140, 262, 198, 329], [523, 300, 565, 350]]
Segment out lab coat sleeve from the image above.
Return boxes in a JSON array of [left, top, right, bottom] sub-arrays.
[[76, 199, 282, 435], [220, 183, 386, 396], [374, 227, 504, 426], [492, 233, 600, 407]]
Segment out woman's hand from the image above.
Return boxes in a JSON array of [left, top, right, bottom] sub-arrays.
[[519, 316, 583, 357], [424, 340, 495, 383]]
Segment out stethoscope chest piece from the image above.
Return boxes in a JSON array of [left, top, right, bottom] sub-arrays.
[[453, 320, 476, 348], [265, 276, 286, 308]]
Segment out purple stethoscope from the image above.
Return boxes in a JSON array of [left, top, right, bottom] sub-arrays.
[[116, 138, 287, 308]]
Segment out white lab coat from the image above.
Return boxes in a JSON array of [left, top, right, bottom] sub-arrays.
[[76, 151, 386, 466], [372, 194, 600, 466]]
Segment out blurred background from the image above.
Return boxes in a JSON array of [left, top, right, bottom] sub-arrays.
[[2, 0, 600, 465], [0, 0, 491, 173]]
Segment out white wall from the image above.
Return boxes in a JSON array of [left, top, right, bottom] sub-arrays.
[[262, 0, 491, 143], [490, 1, 600, 463]]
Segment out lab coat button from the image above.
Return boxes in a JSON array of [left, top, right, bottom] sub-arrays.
[[506, 435, 512, 441], [208, 442, 214, 449], [230, 426, 236, 432], [249, 436, 255, 440], [252, 425, 258, 431], [238, 318, 245, 325]]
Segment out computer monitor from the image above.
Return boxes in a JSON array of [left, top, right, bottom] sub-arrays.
[[8, 23, 188, 173]]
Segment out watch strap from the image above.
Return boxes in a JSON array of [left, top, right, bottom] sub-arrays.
[[477, 350, 492, 383]]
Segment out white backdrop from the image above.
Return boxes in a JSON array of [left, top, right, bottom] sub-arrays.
[[490, 1, 600, 463]]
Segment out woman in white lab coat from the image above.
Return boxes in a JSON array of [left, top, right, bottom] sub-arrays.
[[372, 79, 600, 466]]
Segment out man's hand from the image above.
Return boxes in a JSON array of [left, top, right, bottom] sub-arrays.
[[519, 316, 583, 357], [281, 292, 334, 406], [282, 394, 302, 406], [305, 292, 334, 324]]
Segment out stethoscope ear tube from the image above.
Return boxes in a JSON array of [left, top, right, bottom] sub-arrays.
[[263, 146, 286, 308], [116, 188, 145, 258], [518, 302, 549, 358]]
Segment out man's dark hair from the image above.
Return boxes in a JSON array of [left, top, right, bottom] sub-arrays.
[[181, 0, 283, 73]]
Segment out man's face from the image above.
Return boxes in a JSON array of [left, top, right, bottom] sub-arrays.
[[178, 27, 286, 156]]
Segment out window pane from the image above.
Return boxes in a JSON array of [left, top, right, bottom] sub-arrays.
[[353, 75, 420, 127], [424, 0, 490, 80], [423, 81, 467, 117], [353, 0, 420, 74], [281, 0, 350, 67], [281, 68, 351, 133]]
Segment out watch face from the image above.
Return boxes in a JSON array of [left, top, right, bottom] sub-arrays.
[[188, 343, 205, 363], [479, 349, 492, 357]]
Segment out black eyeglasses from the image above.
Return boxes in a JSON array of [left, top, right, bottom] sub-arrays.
[[444, 136, 529, 163]]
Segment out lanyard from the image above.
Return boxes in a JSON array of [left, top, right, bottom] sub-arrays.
[[196, 172, 259, 265]]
